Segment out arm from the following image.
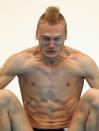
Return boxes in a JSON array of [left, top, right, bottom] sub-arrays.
[[80, 54, 99, 89], [0, 68, 15, 89], [0, 52, 28, 89]]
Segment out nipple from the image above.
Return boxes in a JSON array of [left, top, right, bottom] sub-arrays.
[[66, 82, 70, 87], [31, 82, 35, 86]]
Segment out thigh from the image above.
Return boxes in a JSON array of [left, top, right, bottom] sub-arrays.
[[0, 89, 33, 131], [68, 89, 92, 131], [68, 89, 99, 131]]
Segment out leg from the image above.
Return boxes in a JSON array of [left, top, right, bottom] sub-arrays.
[[86, 89, 99, 131], [0, 89, 33, 131], [68, 89, 99, 131]]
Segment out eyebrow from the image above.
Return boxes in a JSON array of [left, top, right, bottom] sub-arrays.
[[40, 35, 64, 38]]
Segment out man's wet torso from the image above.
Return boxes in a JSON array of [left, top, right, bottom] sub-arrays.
[[18, 46, 85, 129]]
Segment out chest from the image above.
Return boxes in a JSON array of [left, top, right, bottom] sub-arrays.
[[19, 58, 84, 86], [18, 59, 84, 101]]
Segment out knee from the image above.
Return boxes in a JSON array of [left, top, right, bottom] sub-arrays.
[[91, 90, 99, 111], [85, 89, 99, 111], [0, 89, 15, 108]]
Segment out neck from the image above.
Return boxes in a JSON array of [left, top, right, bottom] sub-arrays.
[[44, 56, 59, 67], [42, 51, 66, 68], [35, 45, 67, 68]]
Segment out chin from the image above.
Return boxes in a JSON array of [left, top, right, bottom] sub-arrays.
[[43, 51, 59, 58], [45, 54, 58, 58]]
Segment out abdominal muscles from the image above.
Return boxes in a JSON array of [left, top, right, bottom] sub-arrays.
[[24, 93, 78, 129]]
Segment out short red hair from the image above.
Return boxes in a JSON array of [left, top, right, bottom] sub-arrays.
[[36, 6, 67, 34]]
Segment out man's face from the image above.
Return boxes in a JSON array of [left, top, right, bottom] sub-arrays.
[[36, 21, 67, 58]]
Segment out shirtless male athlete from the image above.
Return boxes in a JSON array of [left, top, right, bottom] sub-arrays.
[[0, 6, 99, 131]]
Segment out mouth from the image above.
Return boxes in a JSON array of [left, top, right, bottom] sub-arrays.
[[45, 50, 57, 54]]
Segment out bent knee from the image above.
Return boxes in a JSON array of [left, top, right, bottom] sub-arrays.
[[0, 89, 17, 108], [83, 89, 99, 111], [90, 89, 99, 111]]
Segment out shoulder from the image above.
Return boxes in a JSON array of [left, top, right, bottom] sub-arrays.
[[1, 46, 38, 75], [6, 46, 38, 63], [64, 46, 98, 77], [64, 46, 95, 65]]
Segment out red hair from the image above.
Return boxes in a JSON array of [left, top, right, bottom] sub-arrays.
[[37, 6, 67, 34]]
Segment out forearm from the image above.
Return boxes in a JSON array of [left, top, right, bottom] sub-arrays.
[[0, 75, 14, 89]]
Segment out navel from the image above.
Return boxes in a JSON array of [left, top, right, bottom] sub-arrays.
[[31, 82, 35, 86], [66, 82, 70, 87]]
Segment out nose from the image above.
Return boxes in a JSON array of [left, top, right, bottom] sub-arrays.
[[48, 39, 55, 48]]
